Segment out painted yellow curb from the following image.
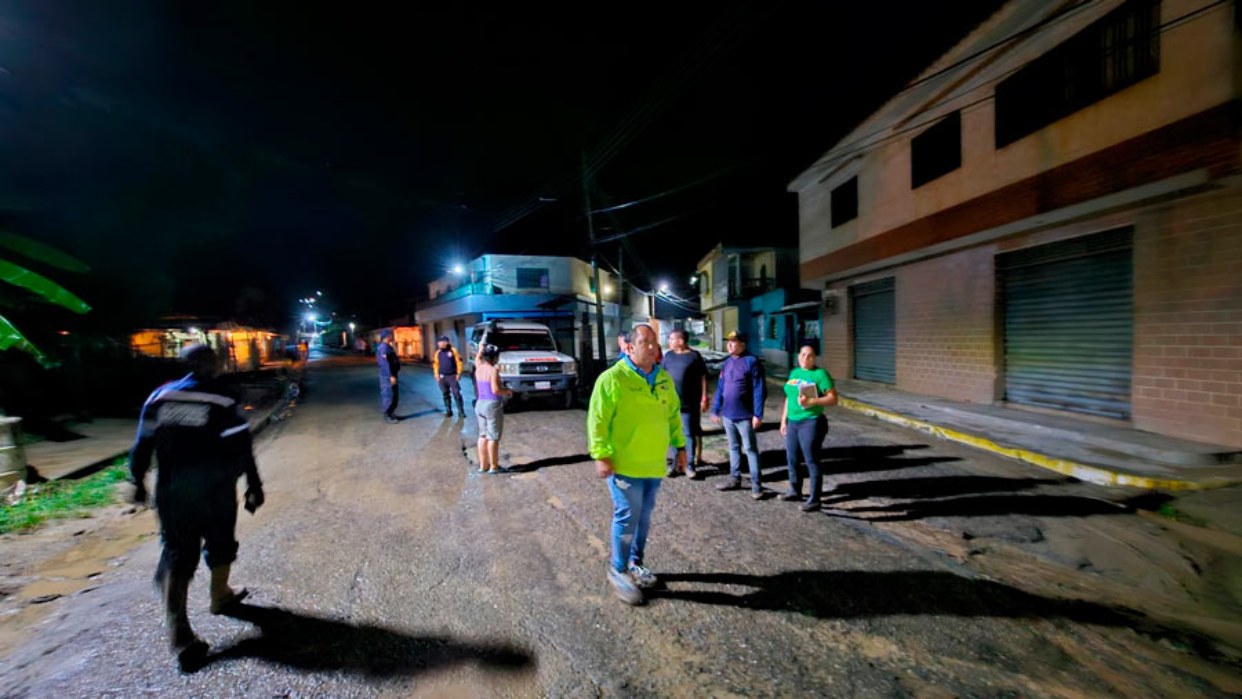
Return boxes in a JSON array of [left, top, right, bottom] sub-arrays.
[[837, 397, 1226, 491]]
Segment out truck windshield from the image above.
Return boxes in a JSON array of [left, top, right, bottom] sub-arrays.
[[490, 331, 557, 352]]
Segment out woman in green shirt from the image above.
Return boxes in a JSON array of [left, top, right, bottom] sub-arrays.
[[779, 345, 838, 511]]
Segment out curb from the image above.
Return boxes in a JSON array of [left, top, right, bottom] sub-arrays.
[[836, 396, 1235, 492], [54, 380, 296, 482]]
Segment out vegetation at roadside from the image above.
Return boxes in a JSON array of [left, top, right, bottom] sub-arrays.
[[1156, 501, 1211, 529], [0, 461, 128, 534]]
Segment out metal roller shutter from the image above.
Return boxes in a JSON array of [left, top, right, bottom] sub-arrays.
[[852, 277, 896, 383], [999, 229, 1133, 419]]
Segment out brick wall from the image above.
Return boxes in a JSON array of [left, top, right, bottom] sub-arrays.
[[822, 286, 852, 382], [896, 248, 999, 402], [1133, 186, 1242, 448]]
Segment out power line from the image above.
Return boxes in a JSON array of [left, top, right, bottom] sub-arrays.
[[799, 0, 1226, 181], [493, 0, 758, 232], [588, 165, 739, 215]]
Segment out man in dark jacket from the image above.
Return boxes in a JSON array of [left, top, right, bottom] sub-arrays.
[[432, 335, 464, 418], [129, 344, 264, 666], [711, 331, 767, 498], [377, 330, 400, 423]]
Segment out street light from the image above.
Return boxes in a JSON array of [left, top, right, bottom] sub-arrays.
[[305, 313, 317, 323], [451, 264, 464, 275], [658, 281, 670, 294], [348, 322, 356, 332]]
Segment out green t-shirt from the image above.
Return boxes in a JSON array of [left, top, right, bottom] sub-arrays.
[[783, 367, 835, 422]]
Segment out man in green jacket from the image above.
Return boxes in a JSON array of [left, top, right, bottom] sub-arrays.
[[588, 324, 686, 605]]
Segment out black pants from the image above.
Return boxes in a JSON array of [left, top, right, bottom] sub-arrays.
[[438, 375, 462, 403], [155, 480, 239, 578]]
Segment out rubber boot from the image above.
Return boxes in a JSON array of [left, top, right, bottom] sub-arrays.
[[164, 572, 207, 665], [209, 564, 248, 614], [443, 396, 453, 418], [455, 396, 465, 419]]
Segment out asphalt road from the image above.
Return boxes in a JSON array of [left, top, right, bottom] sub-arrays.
[[1, 357, 1236, 697]]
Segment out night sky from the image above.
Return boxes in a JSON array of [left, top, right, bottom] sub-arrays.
[[0, 1, 1003, 333]]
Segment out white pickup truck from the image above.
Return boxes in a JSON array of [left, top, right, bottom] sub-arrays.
[[468, 320, 578, 408]]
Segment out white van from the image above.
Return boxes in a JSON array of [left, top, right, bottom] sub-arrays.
[[468, 320, 578, 408]]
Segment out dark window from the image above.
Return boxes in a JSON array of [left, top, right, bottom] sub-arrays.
[[911, 111, 962, 188], [516, 268, 549, 289], [768, 316, 778, 340], [995, 0, 1160, 148], [831, 176, 858, 227]]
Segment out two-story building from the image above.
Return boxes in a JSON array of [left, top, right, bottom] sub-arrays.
[[415, 254, 629, 363], [788, 0, 1242, 448], [696, 244, 820, 367]]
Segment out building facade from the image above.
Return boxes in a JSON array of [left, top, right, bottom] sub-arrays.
[[789, 0, 1242, 447], [415, 254, 628, 363], [695, 244, 818, 365]]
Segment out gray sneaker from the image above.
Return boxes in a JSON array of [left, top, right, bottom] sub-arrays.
[[716, 477, 742, 491], [627, 563, 658, 589], [607, 565, 644, 605]]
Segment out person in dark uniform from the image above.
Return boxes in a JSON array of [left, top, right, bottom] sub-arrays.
[[433, 335, 464, 418], [377, 329, 400, 424], [129, 344, 264, 666]]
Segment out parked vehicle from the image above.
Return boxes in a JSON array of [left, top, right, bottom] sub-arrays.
[[468, 320, 577, 409]]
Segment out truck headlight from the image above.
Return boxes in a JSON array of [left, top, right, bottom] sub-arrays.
[[563, 360, 577, 375], [499, 362, 519, 375]]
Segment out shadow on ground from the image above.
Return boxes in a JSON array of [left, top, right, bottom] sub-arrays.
[[653, 569, 1138, 624], [832, 492, 1174, 522], [202, 604, 537, 678], [511, 454, 592, 472], [823, 476, 1066, 503]]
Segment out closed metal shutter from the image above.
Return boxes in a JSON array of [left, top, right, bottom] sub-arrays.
[[999, 228, 1133, 419], [852, 277, 896, 383]]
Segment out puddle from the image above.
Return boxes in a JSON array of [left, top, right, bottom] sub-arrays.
[[0, 509, 157, 656]]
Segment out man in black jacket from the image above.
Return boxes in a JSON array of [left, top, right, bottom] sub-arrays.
[[129, 344, 265, 666]]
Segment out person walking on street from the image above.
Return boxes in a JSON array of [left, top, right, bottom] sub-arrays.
[[779, 344, 838, 512], [474, 343, 513, 474], [128, 344, 265, 668], [712, 331, 767, 499], [661, 329, 708, 478], [588, 324, 686, 605], [377, 330, 400, 424], [433, 335, 465, 418]]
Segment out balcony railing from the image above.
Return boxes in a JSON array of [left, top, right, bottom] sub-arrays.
[[728, 277, 775, 299], [421, 282, 498, 309]]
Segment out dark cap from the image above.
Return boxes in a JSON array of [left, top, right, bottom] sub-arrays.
[[437, 335, 450, 343], [380, 329, 394, 340], [725, 331, 748, 343]]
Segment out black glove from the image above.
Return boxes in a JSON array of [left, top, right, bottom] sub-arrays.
[[244, 486, 265, 514], [131, 484, 148, 506]]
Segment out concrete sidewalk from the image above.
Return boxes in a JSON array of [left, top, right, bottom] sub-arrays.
[[763, 364, 1242, 491], [22, 372, 295, 482]]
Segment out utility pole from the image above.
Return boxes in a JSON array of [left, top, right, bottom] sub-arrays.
[[583, 153, 607, 367]]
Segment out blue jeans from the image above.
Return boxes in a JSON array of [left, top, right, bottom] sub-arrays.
[[785, 416, 826, 503], [669, 409, 703, 465], [606, 475, 662, 573], [723, 418, 761, 492]]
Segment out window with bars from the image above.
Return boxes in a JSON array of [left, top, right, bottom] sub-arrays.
[[995, 0, 1160, 148]]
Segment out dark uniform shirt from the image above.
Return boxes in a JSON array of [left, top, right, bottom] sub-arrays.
[[661, 350, 707, 413]]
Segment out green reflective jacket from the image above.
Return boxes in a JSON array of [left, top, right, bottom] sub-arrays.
[[587, 360, 685, 478]]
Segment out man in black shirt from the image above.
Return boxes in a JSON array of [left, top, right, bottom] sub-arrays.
[[660, 329, 708, 478]]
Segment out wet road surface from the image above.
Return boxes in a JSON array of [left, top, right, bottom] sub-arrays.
[[1, 357, 1237, 697]]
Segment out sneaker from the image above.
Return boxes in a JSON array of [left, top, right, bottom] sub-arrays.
[[779, 490, 801, 502], [801, 501, 822, 512], [685, 467, 699, 480], [750, 489, 766, 501], [607, 565, 644, 605], [665, 465, 678, 478], [716, 477, 742, 491], [384, 416, 399, 424], [627, 563, 658, 589]]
